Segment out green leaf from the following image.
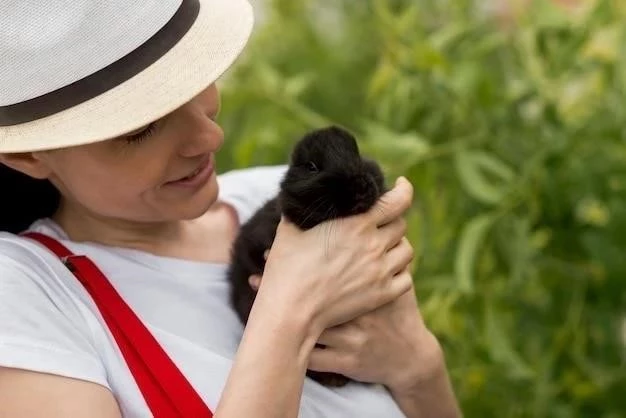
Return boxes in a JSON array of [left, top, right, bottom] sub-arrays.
[[255, 63, 281, 94], [517, 28, 554, 100], [455, 213, 496, 293], [484, 302, 534, 379], [367, 59, 397, 99], [360, 122, 431, 173], [429, 22, 469, 50], [527, 0, 574, 29], [396, 3, 420, 36], [413, 41, 446, 71], [556, 70, 606, 126], [283, 73, 316, 98], [471, 151, 515, 182], [455, 150, 515, 205], [581, 24, 624, 63]]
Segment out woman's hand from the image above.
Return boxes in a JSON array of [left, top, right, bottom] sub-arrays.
[[251, 259, 443, 393], [251, 265, 461, 418], [255, 177, 414, 340], [306, 268, 461, 418], [308, 266, 439, 391]]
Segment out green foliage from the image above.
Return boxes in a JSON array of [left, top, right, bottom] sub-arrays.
[[216, 0, 626, 416]]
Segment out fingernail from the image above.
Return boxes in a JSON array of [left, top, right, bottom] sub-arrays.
[[249, 276, 261, 290]]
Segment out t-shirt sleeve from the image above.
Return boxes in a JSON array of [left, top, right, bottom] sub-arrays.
[[0, 238, 109, 388], [217, 164, 288, 225]]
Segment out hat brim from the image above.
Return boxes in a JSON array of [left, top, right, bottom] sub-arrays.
[[0, 0, 253, 153]]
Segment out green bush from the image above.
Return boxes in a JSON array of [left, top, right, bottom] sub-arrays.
[[216, 0, 626, 416]]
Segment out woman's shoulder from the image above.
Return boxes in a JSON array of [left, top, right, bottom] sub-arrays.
[[217, 164, 287, 225], [0, 234, 45, 304], [0, 217, 69, 270], [0, 231, 57, 273], [0, 231, 84, 307], [0, 231, 109, 388], [0, 228, 93, 314]]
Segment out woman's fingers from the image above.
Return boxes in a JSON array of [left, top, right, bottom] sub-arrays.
[[380, 268, 414, 307], [248, 250, 270, 290], [248, 274, 262, 290], [368, 177, 413, 227], [316, 323, 360, 348], [378, 217, 406, 252], [263, 179, 416, 333], [383, 237, 414, 277], [308, 346, 351, 374]]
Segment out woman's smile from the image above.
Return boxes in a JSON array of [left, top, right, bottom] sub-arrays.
[[165, 153, 215, 189]]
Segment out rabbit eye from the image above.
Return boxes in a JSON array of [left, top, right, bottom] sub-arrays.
[[306, 161, 319, 172]]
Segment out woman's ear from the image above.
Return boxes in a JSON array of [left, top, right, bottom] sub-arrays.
[[0, 152, 52, 180]]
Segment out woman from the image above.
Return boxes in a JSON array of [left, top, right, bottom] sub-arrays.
[[0, 0, 460, 417]]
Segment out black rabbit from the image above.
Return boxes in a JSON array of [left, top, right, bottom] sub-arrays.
[[227, 125, 387, 387]]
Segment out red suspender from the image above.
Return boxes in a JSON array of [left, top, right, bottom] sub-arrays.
[[22, 232, 213, 418]]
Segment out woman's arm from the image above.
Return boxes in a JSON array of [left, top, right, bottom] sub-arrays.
[[390, 372, 461, 418], [387, 337, 461, 418], [0, 302, 317, 418], [0, 306, 316, 418], [215, 289, 319, 418], [307, 275, 462, 418], [0, 367, 123, 418]]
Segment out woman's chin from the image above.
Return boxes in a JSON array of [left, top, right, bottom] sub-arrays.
[[155, 175, 220, 220], [180, 182, 220, 220]]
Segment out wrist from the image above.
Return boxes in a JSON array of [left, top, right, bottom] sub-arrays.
[[389, 371, 461, 418], [387, 334, 461, 418], [218, 283, 324, 417], [251, 282, 322, 358], [387, 330, 447, 394]]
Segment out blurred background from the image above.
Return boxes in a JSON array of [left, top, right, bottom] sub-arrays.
[[216, 0, 626, 416]]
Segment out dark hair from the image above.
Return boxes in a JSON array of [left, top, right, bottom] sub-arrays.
[[0, 163, 60, 234]]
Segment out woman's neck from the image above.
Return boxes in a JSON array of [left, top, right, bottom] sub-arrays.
[[52, 199, 187, 248], [50, 198, 239, 263]]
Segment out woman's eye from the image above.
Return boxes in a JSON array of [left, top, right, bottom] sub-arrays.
[[306, 161, 319, 172], [124, 123, 157, 144]]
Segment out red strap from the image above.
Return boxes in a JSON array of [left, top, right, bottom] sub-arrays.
[[22, 232, 213, 418]]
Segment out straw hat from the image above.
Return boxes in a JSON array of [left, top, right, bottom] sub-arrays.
[[0, 0, 254, 153]]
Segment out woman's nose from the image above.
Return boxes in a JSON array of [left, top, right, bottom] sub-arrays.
[[176, 108, 224, 158]]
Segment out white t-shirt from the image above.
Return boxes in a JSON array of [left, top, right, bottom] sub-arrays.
[[0, 165, 406, 418]]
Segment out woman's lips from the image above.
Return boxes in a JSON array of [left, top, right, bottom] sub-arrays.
[[166, 155, 214, 188]]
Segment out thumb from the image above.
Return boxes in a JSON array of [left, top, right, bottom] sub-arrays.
[[370, 176, 413, 227]]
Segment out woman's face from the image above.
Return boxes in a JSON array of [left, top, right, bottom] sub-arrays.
[[36, 84, 225, 223]]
